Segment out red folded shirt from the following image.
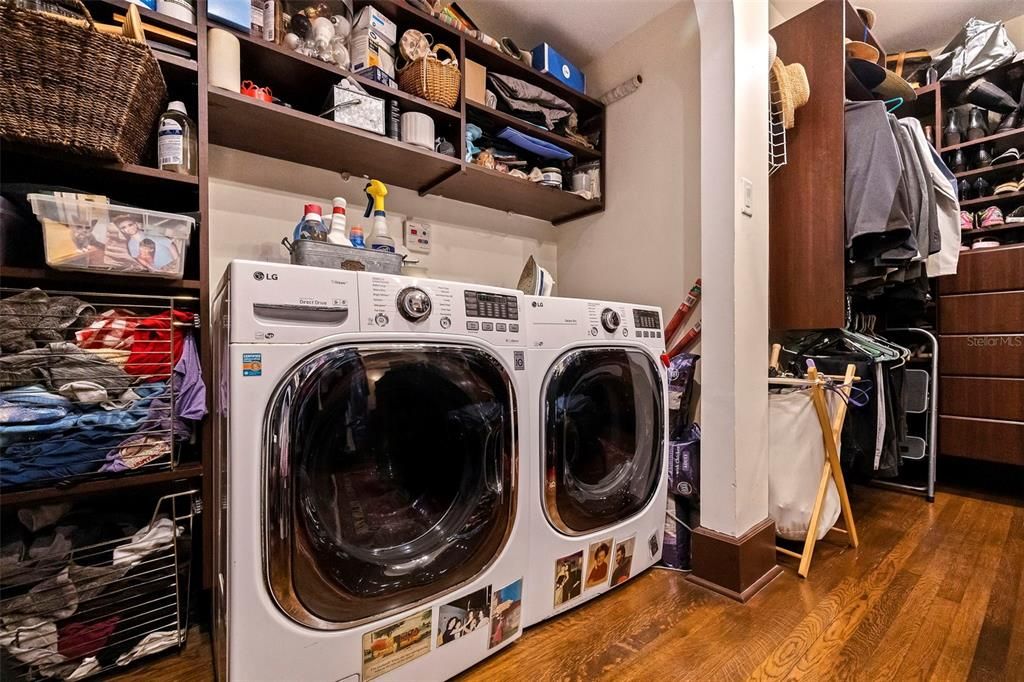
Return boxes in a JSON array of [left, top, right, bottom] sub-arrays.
[[124, 309, 194, 380]]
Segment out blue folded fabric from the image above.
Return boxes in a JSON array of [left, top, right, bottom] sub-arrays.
[[0, 386, 70, 425], [496, 127, 573, 160]]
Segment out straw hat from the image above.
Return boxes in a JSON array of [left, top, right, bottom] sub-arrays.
[[847, 58, 917, 102], [844, 37, 879, 63], [856, 6, 876, 29], [771, 57, 810, 130]]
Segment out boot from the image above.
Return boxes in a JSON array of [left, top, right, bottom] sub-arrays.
[[975, 144, 992, 168], [966, 107, 988, 140], [959, 78, 1018, 114]]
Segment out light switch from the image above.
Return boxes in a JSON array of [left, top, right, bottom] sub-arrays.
[[741, 177, 753, 217]]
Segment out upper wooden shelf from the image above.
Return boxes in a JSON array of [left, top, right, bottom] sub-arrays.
[[208, 88, 461, 191], [466, 102, 601, 161], [96, 0, 198, 37], [941, 127, 1024, 153], [955, 159, 1024, 182], [228, 28, 460, 122], [0, 463, 203, 508]]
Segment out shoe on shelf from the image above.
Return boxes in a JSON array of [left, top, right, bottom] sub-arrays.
[[1005, 206, 1024, 223], [990, 147, 1021, 165], [974, 177, 993, 197], [996, 109, 1021, 133], [975, 145, 993, 168], [960, 178, 975, 201], [993, 177, 1022, 195], [961, 210, 975, 231], [978, 206, 1005, 228]]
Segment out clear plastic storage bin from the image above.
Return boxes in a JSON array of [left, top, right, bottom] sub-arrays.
[[28, 194, 194, 279]]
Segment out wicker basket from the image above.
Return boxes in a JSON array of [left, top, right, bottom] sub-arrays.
[[0, 0, 168, 164], [398, 44, 461, 109]]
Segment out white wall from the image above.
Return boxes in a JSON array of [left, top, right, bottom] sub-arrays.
[[208, 146, 558, 293], [554, 1, 702, 335]]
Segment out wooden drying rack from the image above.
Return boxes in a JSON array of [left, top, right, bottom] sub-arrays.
[[769, 344, 860, 577]]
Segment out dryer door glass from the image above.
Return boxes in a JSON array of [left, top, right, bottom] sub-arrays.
[[543, 348, 663, 534], [265, 344, 517, 629]]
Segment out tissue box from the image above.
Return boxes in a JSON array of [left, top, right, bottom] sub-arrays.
[[350, 28, 396, 77], [353, 5, 397, 45], [327, 83, 385, 135], [530, 42, 586, 94]]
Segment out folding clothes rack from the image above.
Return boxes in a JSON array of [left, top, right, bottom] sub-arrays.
[[769, 345, 859, 578]]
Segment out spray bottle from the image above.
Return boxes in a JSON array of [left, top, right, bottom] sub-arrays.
[[363, 179, 396, 252], [326, 197, 352, 246]]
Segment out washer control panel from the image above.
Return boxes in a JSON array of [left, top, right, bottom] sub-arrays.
[[525, 295, 664, 352], [358, 274, 524, 346]]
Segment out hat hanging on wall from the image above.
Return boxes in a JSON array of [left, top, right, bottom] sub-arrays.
[[856, 6, 876, 30], [771, 57, 810, 130], [847, 58, 917, 101], [844, 37, 880, 63], [769, 35, 778, 72]]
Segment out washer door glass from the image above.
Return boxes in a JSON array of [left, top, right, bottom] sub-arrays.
[[265, 344, 517, 629], [543, 348, 663, 535]]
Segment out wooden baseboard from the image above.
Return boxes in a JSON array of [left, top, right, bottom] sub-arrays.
[[687, 518, 780, 602]]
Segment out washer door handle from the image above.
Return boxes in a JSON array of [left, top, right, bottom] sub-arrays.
[[253, 303, 349, 324]]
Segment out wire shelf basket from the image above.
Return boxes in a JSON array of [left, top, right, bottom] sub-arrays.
[[0, 287, 201, 492], [769, 70, 788, 176], [0, 490, 200, 680]]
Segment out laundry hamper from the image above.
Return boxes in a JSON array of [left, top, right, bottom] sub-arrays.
[[398, 44, 461, 109], [0, 0, 168, 163]]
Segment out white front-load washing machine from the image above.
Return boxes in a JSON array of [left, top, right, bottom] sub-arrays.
[[522, 296, 668, 627], [212, 261, 530, 681]]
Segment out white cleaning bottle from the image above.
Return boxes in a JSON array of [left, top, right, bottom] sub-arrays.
[[363, 180, 396, 252], [327, 197, 352, 246]]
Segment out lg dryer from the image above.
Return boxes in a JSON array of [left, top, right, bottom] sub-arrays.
[[522, 296, 668, 626], [213, 261, 530, 681]]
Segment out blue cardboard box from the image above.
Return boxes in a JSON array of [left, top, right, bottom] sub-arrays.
[[127, 0, 156, 9], [208, 0, 250, 32], [530, 42, 586, 94]]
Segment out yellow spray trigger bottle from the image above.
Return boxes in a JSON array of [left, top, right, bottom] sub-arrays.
[[364, 179, 395, 252]]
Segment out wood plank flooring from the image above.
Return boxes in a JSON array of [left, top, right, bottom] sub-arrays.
[[115, 486, 1024, 681]]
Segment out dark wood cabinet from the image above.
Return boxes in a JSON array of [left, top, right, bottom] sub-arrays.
[[939, 416, 1024, 466]]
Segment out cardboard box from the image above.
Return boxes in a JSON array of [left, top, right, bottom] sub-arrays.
[[208, 0, 250, 31], [350, 28, 396, 77], [464, 58, 487, 105], [353, 6, 397, 45], [530, 42, 586, 94]]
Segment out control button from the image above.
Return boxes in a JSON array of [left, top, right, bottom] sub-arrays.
[[509, 324, 519, 333], [641, 331, 649, 338], [374, 313, 389, 327], [482, 322, 494, 331], [466, 321, 480, 331], [439, 316, 451, 329], [622, 328, 629, 337], [496, 323, 507, 332], [656, 331, 662, 338], [396, 287, 432, 322], [590, 326, 599, 336], [601, 308, 621, 333]]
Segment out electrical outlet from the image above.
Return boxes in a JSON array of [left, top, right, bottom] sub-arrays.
[[404, 219, 432, 254]]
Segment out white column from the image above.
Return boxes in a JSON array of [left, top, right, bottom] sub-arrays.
[[693, 0, 770, 537]]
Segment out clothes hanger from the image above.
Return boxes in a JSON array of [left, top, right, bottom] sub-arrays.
[[885, 97, 904, 113]]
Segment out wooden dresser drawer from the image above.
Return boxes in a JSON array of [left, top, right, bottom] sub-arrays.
[[939, 416, 1024, 465], [938, 245, 1024, 294], [939, 291, 1024, 334], [939, 377, 1024, 421], [939, 335, 1024, 378]]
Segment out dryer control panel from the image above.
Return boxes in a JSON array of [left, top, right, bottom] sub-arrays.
[[359, 274, 525, 347], [525, 295, 665, 352]]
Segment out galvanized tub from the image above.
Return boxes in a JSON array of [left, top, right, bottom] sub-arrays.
[[281, 238, 403, 274]]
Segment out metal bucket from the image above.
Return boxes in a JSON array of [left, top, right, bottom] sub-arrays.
[[281, 238, 403, 274]]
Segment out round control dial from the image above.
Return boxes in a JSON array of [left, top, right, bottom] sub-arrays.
[[600, 308, 620, 333], [397, 287, 432, 322]]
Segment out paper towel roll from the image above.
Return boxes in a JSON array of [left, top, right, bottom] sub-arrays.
[[208, 27, 241, 93]]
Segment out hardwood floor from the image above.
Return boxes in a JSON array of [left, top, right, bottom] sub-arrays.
[[117, 486, 1024, 681]]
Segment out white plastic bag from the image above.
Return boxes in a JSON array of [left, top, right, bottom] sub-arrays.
[[768, 390, 841, 541]]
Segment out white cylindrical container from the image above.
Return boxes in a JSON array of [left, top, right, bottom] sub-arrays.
[[156, 0, 195, 23], [400, 112, 434, 150], [208, 28, 241, 93]]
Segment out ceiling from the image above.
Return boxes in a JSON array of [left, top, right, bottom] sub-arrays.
[[772, 0, 1022, 52], [452, 0, 681, 66]]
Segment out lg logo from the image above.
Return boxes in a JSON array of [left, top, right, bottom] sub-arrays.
[[253, 272, 279, 281], [531, 301, 544, 308]]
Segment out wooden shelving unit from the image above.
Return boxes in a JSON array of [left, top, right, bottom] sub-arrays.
[[960, 188, 1024, 209], [208, 0, 606, 224], [954, 159, 1024, 181], [940, 126, 1024, 153], [0, 464, 204, 508]]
